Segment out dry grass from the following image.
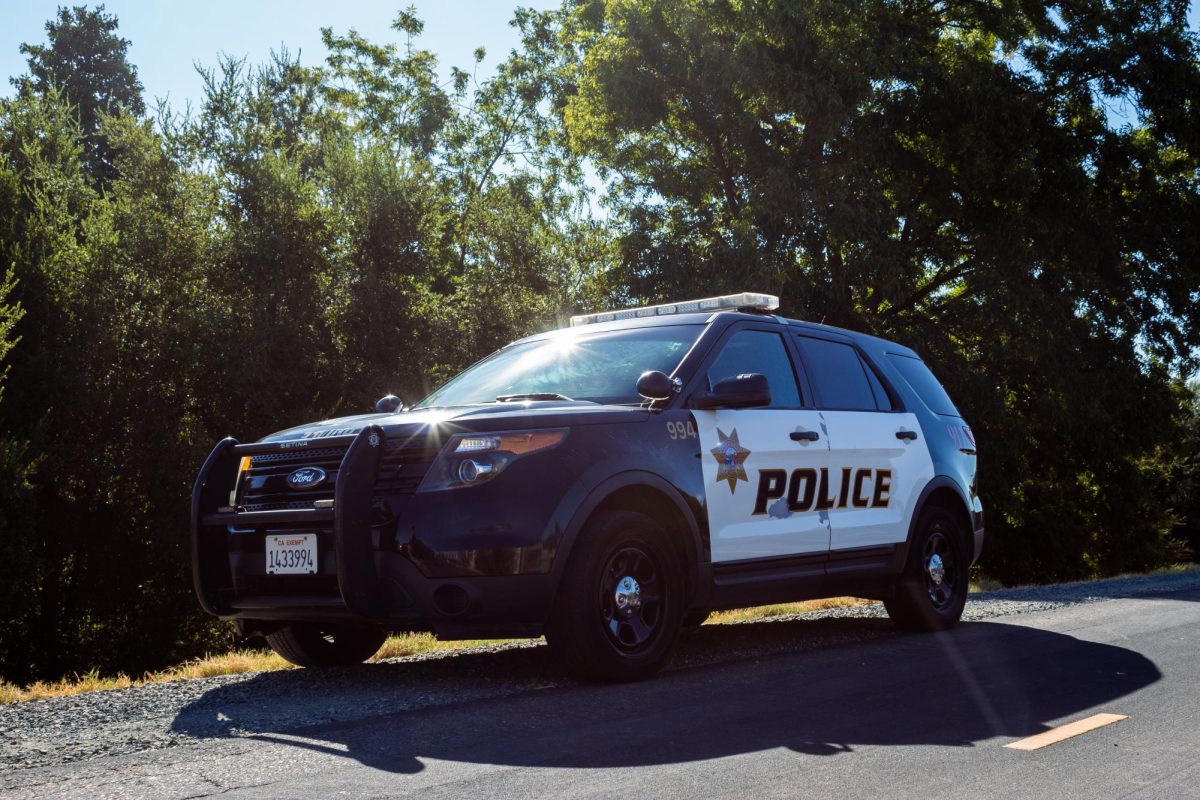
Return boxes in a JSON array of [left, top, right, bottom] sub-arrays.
[[0, 650, 293, 705], [0, 670, 135, 704], [0, 635, 519, 705], [968, 575, 1005, 593], [368, 632, 522, 661], [704, 596, 876, 624], [370, 631, 443, 661], [169, 649, 293, 679]]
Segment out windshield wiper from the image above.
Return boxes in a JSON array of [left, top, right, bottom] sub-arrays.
[[495, 392, 575, 402]]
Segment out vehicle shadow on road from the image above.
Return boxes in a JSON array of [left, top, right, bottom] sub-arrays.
[[170, 616, 1160, 775]]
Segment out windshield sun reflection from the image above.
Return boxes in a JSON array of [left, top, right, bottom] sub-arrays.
[[414, 324, 701, 409]]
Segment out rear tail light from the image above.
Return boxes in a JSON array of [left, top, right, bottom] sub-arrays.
[[962, 426, 975, 447]]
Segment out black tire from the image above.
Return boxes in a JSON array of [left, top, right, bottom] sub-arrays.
[[264, 622, 388, 667], [545, 510, 685, 682], [884, 506, 969, 632]]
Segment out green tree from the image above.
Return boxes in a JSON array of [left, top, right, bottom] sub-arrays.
[[7, 0, 1194, 685], [546, 0, 1200, 582], [15, 4, 145, 185], [0, 88, 98, 681], [0, 88, 227, 681], [1163, 382, 1200, 560], [0, 7, 611, 682], [0, 263, 39, 684]]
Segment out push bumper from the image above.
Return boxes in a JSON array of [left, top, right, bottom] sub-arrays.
[[190, 426, 555, 639]]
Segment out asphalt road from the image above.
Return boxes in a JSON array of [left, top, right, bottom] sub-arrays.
[[5, 587, 1199, 799]]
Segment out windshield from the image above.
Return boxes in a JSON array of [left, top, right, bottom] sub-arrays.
[[415, 324, 703, 408]]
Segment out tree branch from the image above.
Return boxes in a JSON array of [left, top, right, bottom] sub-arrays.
[[886, 260, 973, 317]]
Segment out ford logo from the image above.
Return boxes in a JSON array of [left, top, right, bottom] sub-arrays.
[[286, 466, 327, 491]]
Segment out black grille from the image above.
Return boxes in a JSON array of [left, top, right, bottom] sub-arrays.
[[248, 447, 347, 464], [378, 440, 440, 495], [239, 447, 345, 512], [238, 439, 438, 512]]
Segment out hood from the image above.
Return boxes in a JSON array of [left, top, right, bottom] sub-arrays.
[[260, 400, 650, 443]]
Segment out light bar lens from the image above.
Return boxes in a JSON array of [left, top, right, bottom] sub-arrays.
[[570, 292, 779, 327]]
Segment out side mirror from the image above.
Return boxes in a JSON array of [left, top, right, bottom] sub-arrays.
[[692, 373, 771, 409], [374, 394, 404, 414], [636, 370, 677, 401]]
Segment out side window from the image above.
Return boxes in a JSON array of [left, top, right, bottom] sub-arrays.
[[797, 336, 883, 411], [706, 330, 802, 408], [887, 354, 959, 416]]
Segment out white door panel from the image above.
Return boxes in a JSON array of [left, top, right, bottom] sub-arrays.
[[819, 410, 934, 550], [694, 409, 830, 562]]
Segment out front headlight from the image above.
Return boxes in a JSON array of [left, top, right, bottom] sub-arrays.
[[417, 429, 568, 493]]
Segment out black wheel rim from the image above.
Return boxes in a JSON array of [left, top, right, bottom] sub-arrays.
[[923, 529, 957, 610], [599, 544, 663, 653]]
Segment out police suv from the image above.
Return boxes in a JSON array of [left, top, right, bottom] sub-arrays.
[[192, 293, 982, 681]]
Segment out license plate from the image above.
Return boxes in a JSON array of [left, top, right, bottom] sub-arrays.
[[265, 533, 317, 574]]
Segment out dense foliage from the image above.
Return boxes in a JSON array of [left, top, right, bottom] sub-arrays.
[[0, 2, 1196, 683], [549, 0, 1200, 583]]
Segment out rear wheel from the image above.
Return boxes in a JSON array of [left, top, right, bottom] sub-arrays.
[[546, 510, 684, 682], [264, 622, 388, 667], [884, 507, 968, 632]]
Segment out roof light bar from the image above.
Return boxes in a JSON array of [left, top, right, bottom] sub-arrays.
[[570, 292, 780, 327]]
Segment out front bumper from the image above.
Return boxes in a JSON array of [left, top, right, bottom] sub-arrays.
[[191, 426, 556, 639]]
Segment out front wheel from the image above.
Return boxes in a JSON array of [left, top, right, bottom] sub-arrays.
[[545, 510, 684, 682], [265, 622, 388, 667], [884, 507, 968, 632]]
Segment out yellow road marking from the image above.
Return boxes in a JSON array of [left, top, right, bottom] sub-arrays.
[[1005, 713, 1128, 751]]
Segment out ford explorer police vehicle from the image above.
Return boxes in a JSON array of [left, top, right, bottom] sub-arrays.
[[192, 292, 983, 681]]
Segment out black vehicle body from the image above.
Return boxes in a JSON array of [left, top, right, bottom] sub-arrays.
[[192, 311, 983, 641]]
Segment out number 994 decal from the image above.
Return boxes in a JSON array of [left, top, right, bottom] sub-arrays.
[[666, 420, 697, 440]]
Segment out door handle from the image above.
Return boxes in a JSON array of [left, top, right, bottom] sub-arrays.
[[896, 430, 918, 441], [790, 430, 820, 442]]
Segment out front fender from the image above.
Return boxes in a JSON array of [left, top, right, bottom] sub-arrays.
[[546, 469, 707, 604]]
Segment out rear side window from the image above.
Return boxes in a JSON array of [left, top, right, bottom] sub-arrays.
[[888, 354, 960, 416], [797, 336, 885, 411]]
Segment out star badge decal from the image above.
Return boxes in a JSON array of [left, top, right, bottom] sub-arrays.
[[711, 427, 751, 493]]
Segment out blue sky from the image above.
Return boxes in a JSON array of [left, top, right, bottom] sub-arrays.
[[0, 1, 560, 111], [1, 1, 1197, 114]]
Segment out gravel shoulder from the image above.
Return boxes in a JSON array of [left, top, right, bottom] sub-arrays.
[[3, 568, 1198, 774]]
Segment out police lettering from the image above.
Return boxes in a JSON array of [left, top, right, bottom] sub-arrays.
[[753, 467, 892, 514]]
